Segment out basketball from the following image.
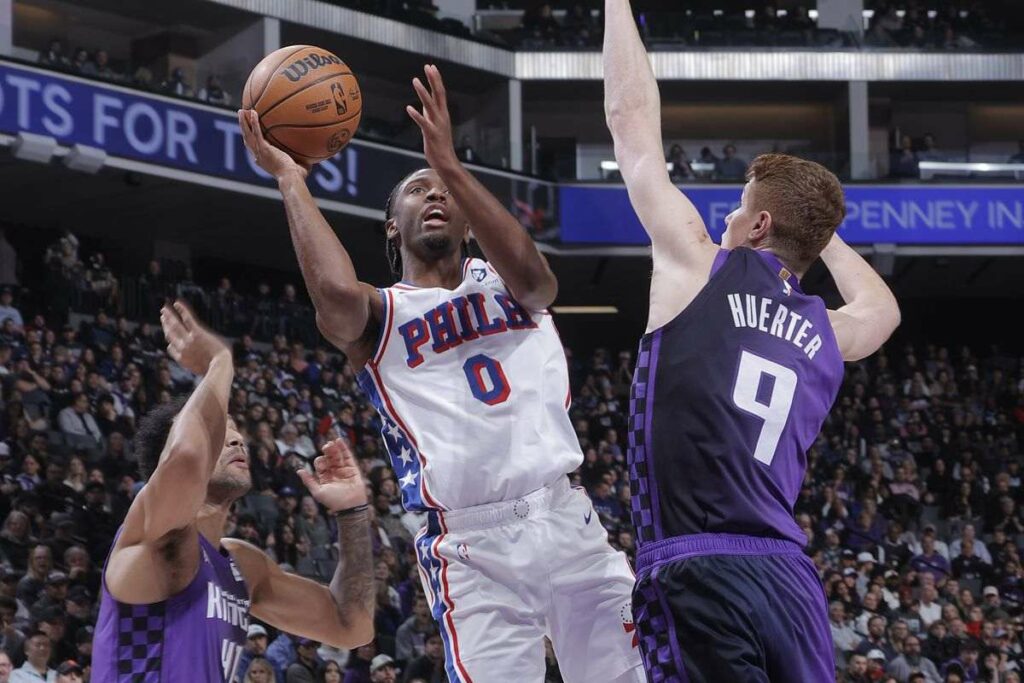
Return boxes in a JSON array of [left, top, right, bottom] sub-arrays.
[[241, 45, 362, 164]]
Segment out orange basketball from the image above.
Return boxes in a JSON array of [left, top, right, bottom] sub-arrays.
[[242, 45, 362, 164]]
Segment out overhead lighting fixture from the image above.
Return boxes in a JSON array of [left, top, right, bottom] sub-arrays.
[[11, 132, 57, 164], [551, 306, 619, 315], [63, 144, 107, 174]]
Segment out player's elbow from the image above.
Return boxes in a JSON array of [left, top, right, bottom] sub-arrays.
[[332, 610, 374, 649], [880, 299, 902, 344], [512, 270, 558, 311], [315, 305, 366, 346]]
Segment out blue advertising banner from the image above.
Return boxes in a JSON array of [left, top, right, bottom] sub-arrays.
[[0, 60, 553, 224], [560, 184, 1024, 246]]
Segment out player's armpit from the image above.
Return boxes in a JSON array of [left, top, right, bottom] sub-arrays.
[[224, 539, 374, 649], [315, 281, 382, 356]]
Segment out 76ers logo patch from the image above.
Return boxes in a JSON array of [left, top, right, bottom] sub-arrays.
[[471, 267, 487, 282], [620, 603, 639, 648]]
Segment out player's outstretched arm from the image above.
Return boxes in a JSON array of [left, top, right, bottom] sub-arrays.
[[115, 302, 232, 549], [604, 0, 719, 329], [238, 110, 377, 348], [224, 439, 374, 648], [822, 235, 901, 361], [406, 65, 557, 311]]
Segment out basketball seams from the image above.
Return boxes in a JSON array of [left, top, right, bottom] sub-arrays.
[[258, 71, 354, 122], [264, 111, 362, 133], [248, 44, 309, 111], [265, 130, 316, 164]]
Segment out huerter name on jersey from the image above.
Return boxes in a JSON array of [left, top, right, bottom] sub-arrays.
[[397, 292, 538, 368], [726, 293, 824, 360]]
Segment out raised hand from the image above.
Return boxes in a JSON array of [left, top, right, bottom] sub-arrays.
[[406, 64, 459, 172], [159, 301, 230, 375], [238, 109, 312, 181], [298, 438, 368, 514]]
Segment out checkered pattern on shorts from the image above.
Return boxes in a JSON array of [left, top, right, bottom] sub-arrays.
[[634, 571, 688, 683], [116, 601, 165, 682]]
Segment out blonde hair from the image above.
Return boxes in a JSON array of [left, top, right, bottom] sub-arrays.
[[244, 657, 275, 682]]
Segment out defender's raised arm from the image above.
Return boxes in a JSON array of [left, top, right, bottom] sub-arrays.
[[603, 0, 718, 330]]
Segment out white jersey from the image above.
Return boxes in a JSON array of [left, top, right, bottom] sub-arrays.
[[357, 258, 581, 511]]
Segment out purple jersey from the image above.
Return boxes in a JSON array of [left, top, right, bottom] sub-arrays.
[[628, 248, 844, 548], [93, 529, 251, 682]]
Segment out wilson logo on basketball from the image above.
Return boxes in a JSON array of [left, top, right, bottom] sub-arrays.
[[281, 53, 343, 82]]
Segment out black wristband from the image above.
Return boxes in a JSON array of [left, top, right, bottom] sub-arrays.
[[332, 504, 369, 518]]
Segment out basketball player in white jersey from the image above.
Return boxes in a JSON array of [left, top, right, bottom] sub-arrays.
[[238, 65, 644, 682]]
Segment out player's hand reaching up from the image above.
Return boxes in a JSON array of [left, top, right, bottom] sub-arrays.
[[407, 64, 459, 172], [299, 438, 368, 514], [238, 109, 312, 181], [159, 300, 230, 375]]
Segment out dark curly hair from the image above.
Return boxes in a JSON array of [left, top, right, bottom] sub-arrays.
[[134, 394, 192, 481]]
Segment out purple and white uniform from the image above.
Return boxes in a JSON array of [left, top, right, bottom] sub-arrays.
[[93, 530, 250, 682], [629, 247, 845, 682]]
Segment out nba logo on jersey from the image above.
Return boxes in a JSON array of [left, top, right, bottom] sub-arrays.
[[471, 267, 487, 282]]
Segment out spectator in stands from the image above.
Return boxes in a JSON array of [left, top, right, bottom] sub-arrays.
[[561, 2, 600, 47], [71, 48, 93, 76], [161, 67, 194, 98], [0, 651, 11, 683], [666, 144, 692, 182], [918, 134, 948, 162], [83, 254, 119, 313], [237, 624, 269, 683], [522, 3, 560, 46], [342, 641, 375, 683], [38, 39, 70, 70], [857, 615, 897, 662], [286, 637, 320, 682], [394, 595, 432, 667], [199, 75, 231, 106], [319, 660, 343, 683], [1008, 141, 1024, 164], [241, 656, 275, 683], [943, 641, 981, 681], [368, 655, 396, 683], [57, 393, 102, 447], [0, 289, 23, 335], [890, 134, 920, 178], [886, 634, 941, 682], [132, 66, 156, 91], [831, 601, 861, 663], [402, 631, 444, 683], [92, 50, 118, 81], [9, 630, 53, 683], [454, 135, 479, 164], [846, 652, 870, 683], [714, 144, 747, 179]]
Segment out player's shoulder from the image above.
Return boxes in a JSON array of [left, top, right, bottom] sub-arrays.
[[462, 257, 504, 289]]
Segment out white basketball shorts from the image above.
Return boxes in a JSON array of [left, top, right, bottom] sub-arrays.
[[414, 476, 643, 682]]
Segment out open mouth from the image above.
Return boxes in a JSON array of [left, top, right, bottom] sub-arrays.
[[421, 204, 449, 228]]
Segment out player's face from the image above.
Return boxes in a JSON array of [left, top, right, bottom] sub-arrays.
[[389, 169, 470, 266], [723, 181, 763, 250], [209, 418, 251, 499]]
